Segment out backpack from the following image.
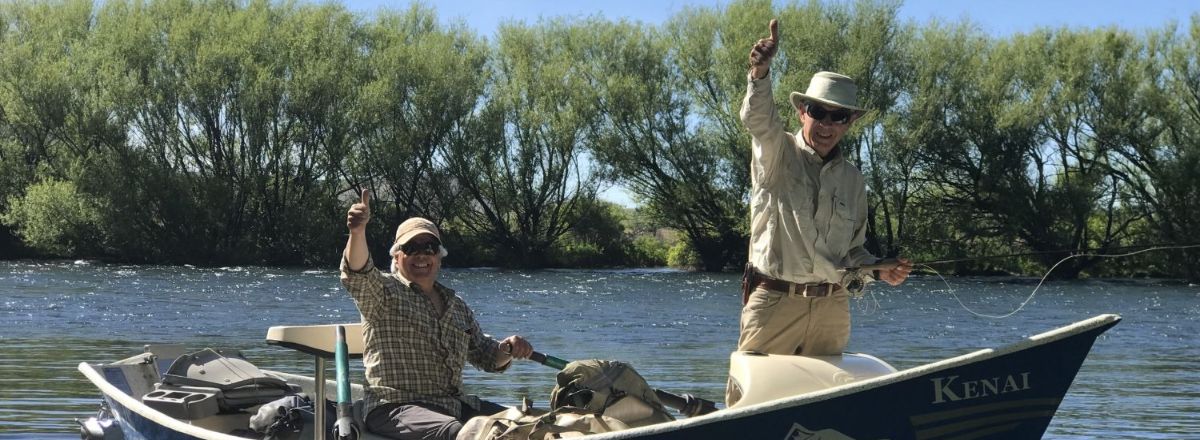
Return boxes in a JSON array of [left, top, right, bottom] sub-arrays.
[[245, 394, 336, 440], [549, 360, 674, 428]]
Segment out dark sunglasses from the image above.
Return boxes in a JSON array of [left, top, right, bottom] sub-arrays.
[[805, 103, 854, 125], [400, 240, 440, 256]]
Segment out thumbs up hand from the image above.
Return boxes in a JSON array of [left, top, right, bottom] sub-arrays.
[[347, 189, 370, 233], [749, 19, 779, 79]]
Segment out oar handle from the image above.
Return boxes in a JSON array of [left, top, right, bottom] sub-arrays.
[[653, 389, 720, 418], [528, 351, 569, 370], [526, 350, 719, 417]]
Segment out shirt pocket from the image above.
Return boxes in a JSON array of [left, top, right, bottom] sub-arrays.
[[440, 314, 472, 365], [829, 194, 857, 252]]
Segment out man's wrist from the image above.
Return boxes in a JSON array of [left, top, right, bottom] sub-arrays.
[[751, 65, 770, 80], [498, 341, 513, 357]]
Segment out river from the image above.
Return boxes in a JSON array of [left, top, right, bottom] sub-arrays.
[[0, 260, 1196, 438]]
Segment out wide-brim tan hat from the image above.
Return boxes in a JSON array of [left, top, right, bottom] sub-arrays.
[[789, 71, 866, 112], [394, 217, 441, 245]]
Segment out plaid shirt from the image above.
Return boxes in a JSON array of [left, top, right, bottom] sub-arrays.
[[340, 255, 508, 418]]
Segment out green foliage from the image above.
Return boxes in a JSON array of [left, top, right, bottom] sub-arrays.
[[0, 0, 1195, 278], [444, 18, 604, 268], [585, 14, 748, 271], [2, 180, 104, 257], [666, 240, 701, 269], [627, 235, 670, 267]]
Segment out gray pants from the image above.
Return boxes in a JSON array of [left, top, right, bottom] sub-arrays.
[[366, 400, 505, 440]]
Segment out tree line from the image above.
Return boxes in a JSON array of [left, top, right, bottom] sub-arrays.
[[1, 0, 1197, 279]]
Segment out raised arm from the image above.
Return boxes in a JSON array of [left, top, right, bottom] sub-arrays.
[[741, 19, 790, 182], [344, 189, 371, 272]]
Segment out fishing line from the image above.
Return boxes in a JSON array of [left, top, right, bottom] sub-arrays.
[[917, 242, 1199, 266], [928, 243, 1200, 319]]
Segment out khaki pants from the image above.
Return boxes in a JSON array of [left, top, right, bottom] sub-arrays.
[[736, 286, 850, 356]]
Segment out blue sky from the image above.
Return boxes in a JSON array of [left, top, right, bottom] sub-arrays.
[[338, 0, 1196, 206], [342, 0, 1195, 37]]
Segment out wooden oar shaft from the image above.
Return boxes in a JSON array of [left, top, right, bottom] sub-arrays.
[[527, 350, 719, 417]]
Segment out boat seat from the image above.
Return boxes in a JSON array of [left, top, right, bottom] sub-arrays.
[[265, 323, 365, 359], [266, 323, 370, 440], [142, 348, 294, 420], [104, 353, 160, 400]]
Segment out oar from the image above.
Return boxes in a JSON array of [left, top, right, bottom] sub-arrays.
[[527, 351, 719, 417], [332, 325, 360, 440]]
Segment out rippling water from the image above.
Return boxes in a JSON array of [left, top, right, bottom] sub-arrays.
[[1, 261, 1197, 438]]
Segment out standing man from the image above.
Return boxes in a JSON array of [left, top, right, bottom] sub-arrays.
[[736, 19, 913, 359], [342, 189, 533, 440]]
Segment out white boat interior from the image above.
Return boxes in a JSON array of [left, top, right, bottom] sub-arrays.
[[726, 351, 897, 408], [78, 322, 903, 439], [78, 323, 388, 440]]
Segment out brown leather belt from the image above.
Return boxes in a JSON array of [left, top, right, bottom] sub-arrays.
[[752, 278, 841, 297]]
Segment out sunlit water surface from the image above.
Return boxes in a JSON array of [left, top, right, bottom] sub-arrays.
[[1, 261, 1197, 438]]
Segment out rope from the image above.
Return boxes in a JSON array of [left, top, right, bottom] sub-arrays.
[[927, 244, 1200, 319]]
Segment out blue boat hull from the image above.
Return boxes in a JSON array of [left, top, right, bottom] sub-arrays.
[[79, 314, 1119, 440], [105, 394, 206, 440], [601, 314, 1119, 439]]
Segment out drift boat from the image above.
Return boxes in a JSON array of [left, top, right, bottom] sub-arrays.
[[77, 314, 1120, 440]]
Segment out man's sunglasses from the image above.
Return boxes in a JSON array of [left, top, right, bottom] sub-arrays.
[[805, 103, 854, 125], [400, 240, 441, 256]]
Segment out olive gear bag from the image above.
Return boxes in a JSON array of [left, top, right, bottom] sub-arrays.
[[457, 398, 628, 440], [549, 360, 674, 428]]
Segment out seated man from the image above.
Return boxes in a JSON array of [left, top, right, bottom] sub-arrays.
[[341, 190, 534, 440]]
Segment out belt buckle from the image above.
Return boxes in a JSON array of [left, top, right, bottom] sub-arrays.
[[791, 283, 810, 297], [802, 283, 825, 297]]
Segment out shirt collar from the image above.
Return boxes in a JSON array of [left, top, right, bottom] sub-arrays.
[[393, 272, 453, 299], [796, 131, 843, 165]]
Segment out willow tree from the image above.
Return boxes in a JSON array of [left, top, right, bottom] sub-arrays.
[[1026, 28, 1153, 275], [895, 26, 1147, 278], [74, 0, 363, 264], [346, 5, 489, 262], [878, 21, 986, 269], [584, 16, 746, 272], [0, 0, 121, 258], [444, 19, 602, 268], [1099, 18, 1200, 279]]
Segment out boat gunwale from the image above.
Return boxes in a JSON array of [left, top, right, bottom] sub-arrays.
[[580, 313, 1121, 439], [77, 360, 269, 440]]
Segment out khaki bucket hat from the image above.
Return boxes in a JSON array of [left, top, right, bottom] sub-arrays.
[[789, 71, 866, 112]]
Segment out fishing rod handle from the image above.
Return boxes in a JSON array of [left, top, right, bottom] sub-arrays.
[[856, 258, 903, 271], [335, 325, 352, 404]]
